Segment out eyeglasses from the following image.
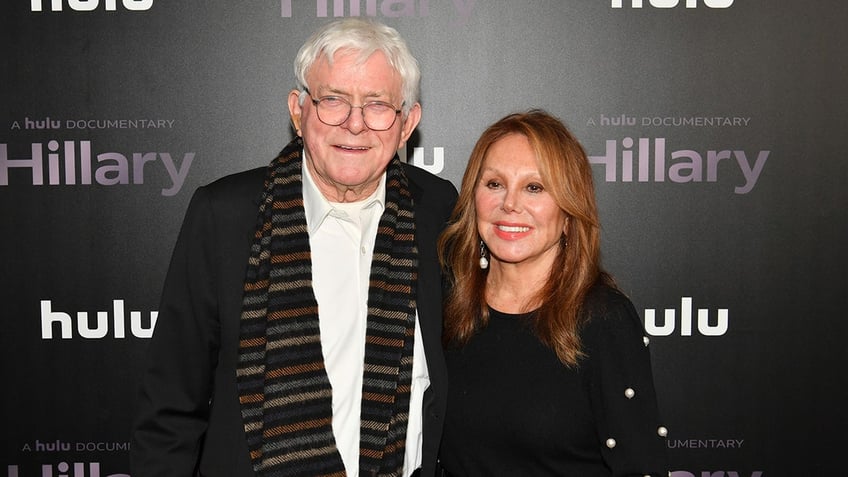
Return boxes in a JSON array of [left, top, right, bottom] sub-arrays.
[[304, 89, 403, 131]]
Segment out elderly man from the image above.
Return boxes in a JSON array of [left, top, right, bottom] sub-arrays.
[[131, 19, 457, 477]]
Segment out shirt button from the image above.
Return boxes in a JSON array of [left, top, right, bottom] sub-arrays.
[[606, 438, 616, 449]]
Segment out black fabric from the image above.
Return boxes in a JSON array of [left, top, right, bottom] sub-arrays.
[[439, 284, 668, 477], [130, 156, 457, 477]]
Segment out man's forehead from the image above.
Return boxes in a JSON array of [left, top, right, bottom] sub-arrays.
[[315, 48, 391, 72], [308, 50, 401, 95]]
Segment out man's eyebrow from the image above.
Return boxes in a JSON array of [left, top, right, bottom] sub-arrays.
[[319, 87, 392, 100]]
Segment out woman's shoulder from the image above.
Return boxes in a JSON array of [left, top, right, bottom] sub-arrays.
[[583, 282, 635, 318], [580, 282, 646, 348]]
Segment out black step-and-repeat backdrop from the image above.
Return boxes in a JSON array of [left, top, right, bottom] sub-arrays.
[[3, 1, 846, 476]]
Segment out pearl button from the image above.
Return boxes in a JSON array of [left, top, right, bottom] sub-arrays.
[[606, 438, 616, 449], [643, 336, 650, 346], [625, 388, 635, 399], [657, 426, 668, 437]]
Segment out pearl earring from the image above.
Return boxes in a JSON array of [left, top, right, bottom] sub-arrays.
[[479, 240, 489, 270]]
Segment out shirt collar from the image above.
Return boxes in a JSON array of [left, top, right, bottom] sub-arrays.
[[302, 153, 386, 234]]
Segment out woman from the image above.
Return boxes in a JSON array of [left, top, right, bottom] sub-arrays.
[[437, 110, 668, 476]]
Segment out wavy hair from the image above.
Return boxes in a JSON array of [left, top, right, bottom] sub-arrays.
[[293, 18, 420, 117], [438, 110, 615, 366]]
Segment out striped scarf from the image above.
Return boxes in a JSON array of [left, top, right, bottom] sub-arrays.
[[237, 138, 418, 477]]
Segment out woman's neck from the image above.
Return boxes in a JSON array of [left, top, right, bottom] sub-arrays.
[[484, 262, 550, 314]]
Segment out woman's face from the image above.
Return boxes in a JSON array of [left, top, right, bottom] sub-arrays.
[[475, 133, 568, 274]]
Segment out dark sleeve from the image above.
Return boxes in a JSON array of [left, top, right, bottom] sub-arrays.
[[130, 185, 221, 476], [583, 287, 669, 477], [404, 165, 458, 477]]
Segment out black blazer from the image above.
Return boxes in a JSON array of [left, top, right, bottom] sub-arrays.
[[131, 160, 458, 477]]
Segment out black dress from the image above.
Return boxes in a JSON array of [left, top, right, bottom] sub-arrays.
[[439, 284, 668, 477]]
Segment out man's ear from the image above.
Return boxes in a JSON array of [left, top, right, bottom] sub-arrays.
[[398, 102, 421, 150], [288, 90, 303, 136]]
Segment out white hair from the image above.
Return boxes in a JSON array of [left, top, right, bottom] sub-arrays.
[[293, 18, 421, 116]]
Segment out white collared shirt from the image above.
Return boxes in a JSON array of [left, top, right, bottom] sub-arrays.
[[303, 160, 428, 477]]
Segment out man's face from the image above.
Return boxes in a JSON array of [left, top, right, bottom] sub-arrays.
[[288, 50, 421, 202]]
